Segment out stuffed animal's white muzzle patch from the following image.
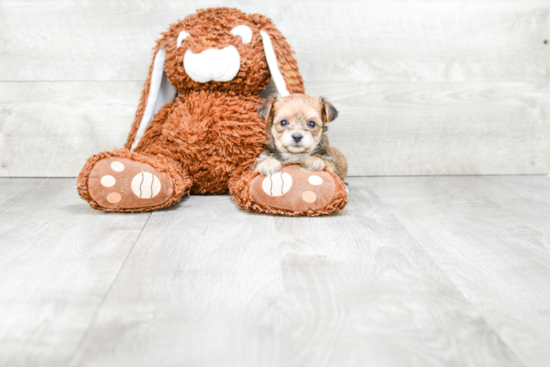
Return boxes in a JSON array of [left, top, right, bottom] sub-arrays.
[[183, 46, 240, 83]]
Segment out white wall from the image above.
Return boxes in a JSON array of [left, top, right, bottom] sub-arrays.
[[1, 0, 549, 176]]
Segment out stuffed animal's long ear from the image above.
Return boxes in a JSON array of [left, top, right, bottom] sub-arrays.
[[320, 96, 338, 123], [124, 43, 177, 150], [258, 94, 278, 124], [251, 14, 305, 97]]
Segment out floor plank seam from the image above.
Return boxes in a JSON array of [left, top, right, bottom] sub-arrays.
[[382, 201, 530, 367], [0, 178, 51, 242], [1, 174, 549, 179], [63, 211, 153, 367], [345, 174, 550, 178]]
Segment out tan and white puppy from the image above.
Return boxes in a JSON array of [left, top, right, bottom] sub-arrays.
[[253, 94, 347, 181]]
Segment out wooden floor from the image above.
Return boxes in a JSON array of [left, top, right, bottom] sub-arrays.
[[1, 175, 549, 367]]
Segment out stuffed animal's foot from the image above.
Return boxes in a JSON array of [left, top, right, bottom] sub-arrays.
[[77, 149, 192, 212], [87, 157, 172, 210], [230, 164, 348, 216]]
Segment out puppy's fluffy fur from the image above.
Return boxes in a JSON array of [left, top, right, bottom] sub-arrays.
[[253, 94, 347, 180]]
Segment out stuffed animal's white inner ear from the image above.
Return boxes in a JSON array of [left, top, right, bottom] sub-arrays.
[[131, 46, 177, 150], [231, 25, 252, 44], [177, 30, 190, 47], [260, 30, 289, 97]]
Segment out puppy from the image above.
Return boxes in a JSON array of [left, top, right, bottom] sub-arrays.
[[253, 94, 347, 181]]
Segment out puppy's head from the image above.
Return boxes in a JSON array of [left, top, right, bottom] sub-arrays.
[[259, 94, 338, 154]]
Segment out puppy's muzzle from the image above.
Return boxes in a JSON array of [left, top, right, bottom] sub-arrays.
[[292, 133, 303, 143], [183, 46, 241, 83]]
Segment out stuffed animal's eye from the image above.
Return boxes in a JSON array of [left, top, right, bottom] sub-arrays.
[[231, 25, 253, 44], [308, 121, 316, 128], [280, 120, 288, 126], [177, 30, 190, 47]]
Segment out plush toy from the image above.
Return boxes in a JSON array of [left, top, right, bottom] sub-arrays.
[[77, 7, 347, 216]]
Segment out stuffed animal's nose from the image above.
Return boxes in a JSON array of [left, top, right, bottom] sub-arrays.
[[184, 46, 241, 83], [292, 134, 303, 143]]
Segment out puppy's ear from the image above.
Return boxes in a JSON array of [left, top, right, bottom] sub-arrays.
[[320, 97, 338, 123], [259, 94, 278, 124]]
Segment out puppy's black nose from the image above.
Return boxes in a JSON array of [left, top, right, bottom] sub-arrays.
[[292, 133, 303, 143]]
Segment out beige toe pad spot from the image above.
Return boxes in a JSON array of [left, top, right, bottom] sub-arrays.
[[107, 192, 121, 203], [302, 190, 317, 203], [308, 175, 323, 185], [111, 161, 125, 172], [101, 175, 116, 187]]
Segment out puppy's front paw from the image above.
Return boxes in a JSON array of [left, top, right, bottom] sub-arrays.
[[256, 159, 282, 176], [301, 156, 326, 172]]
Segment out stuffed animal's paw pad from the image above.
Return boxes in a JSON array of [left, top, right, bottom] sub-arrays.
[[88, 157, 172, 209], [250, 165, 337, 211]]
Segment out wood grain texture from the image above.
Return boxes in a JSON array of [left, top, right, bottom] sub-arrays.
[[67, 191, 522, 366], [0, 178, 150, 367], [0, 82, 141, 177], [309, 81, 550, 176], [367, 175, 550, 367], [0, 0, 549, 82], [1, 0, 549, 176], [67, 196, 294, 367], [2, 81, 549, 177], [275, 184, 522, 367], [3, 176, 550, 366], [474, 176, 550, 242]]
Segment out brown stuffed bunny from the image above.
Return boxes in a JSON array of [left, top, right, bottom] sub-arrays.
[[77, 7, 347, 215]]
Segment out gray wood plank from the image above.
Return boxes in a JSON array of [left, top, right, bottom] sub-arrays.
[[68, 191, 522, 366], [0, 1, 549, 82], [310, 81, 550, 176], [1, 0, 549, 177], [274, 184, 522, 367], [0, 178, 59, 237], [2, 81, 548, 177], [366, 175, 550, 367], [0, 178, 150, 367], [458, 176, 550, 247], [67, 196, 295, 367], [0, 178, 36, 210], [0, 82, 141, 177]]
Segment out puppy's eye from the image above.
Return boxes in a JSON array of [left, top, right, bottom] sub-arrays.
[[231, 25, 253, 44], [280, 120, 288, 127], [308, 121, 316, 128]]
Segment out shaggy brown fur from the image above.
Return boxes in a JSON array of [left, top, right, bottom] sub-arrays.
[[77, 7, 347, 215], [133, 91, 267, 194], [123, 8, 305, 151]]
